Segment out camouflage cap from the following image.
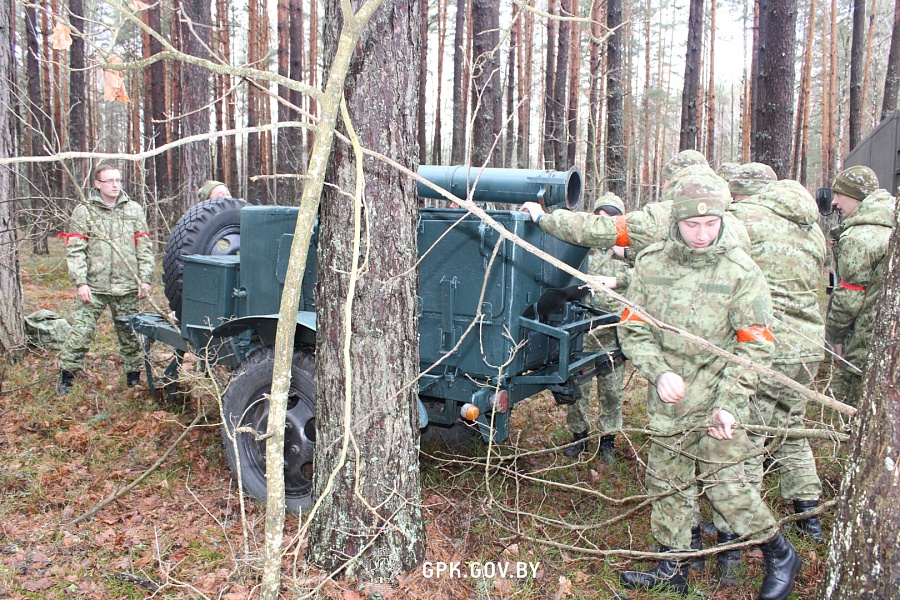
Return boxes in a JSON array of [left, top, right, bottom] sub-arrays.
[[716, 162, 741, 182], [729, 162, 777, 197], [661, 149, 709, 181], [662, 164, 733, 208], [197, 180, 227, 202], [831, 165, 878, 201], [593, 192, 625, 216], [668, 174, 727, 221]]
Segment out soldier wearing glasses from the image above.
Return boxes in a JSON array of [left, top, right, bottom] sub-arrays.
[[57, 163, 154, 394]]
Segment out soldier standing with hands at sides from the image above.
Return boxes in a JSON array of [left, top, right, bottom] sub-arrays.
[[825, 165, 895, 406], [615, 173, 800, 599], [57, 164, 155, 395]]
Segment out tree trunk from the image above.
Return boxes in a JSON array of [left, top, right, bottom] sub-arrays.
[[505, 5, 517, 167], [860, 0, 878, 125], [25, 3, 49, 255], [826, 0, 838, 184], [792, 0, 816, 185], [277, 0, 303, 202], [246, 0, 267, 204], [0, 0, 23, 358], [752, 0, 797, 178], [431, 0, 446, 164], [606, 0, 626, 197], [68, 0, 85, 166], [882, 0, 900, 119], [706, 0, 716, 164], [308, 0, 425, 581], [542, 0, 557, 168], [552, 0, 571, 169], [517, 3, 533, 168], [418, 0, 428, 164], [585, 0, 603, 194], [565, 0, 579, 168], [679, 0, 703, 150], [470, 0, 500, 167], [450, 0, 468, 163], [820, 202, 900, 599], [178, 0, 212, 213], [849, 0, 865, 149], [748, 0, 759, 159]]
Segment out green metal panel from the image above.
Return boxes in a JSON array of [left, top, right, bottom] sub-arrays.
[[181, 255, 240, 328]]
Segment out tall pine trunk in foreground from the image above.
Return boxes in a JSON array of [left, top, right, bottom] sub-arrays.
[[821, 202, 900, 598], [753, 0, 797, 178], [308, 0, 425, 581]]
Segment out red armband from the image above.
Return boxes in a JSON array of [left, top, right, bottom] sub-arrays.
[[134, 232, 150, 245], [839, 281, 866, 291], [736, 325, 774, 343], [57, 232, 88, 244], [615, 215, 630, 247], [621, 308, 645, 323]]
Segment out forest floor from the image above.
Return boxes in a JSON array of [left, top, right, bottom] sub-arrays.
[[1, 239, 846, 599]]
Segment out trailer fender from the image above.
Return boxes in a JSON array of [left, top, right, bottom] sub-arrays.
[[211, 311, 317, 347]]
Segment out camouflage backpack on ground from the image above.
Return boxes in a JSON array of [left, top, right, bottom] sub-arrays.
[[24, 309, 72, 350]]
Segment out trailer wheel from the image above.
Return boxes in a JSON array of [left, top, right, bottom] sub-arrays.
[[222, 349, 316, 512], [163, 196, 246, 318]]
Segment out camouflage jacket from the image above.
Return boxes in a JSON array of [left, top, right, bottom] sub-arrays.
[[729, 181, 826, 364], [619, 234, 774, 432], [826, 189, 896, 369], [539, 201, 751, 256], [61, 190, 154, 295]]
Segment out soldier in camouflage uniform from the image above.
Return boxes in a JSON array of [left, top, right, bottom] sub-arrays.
[[521, 163, 751, 257], [57, 164, 155, 394], [730, 179, 828, 550], [616, 173, 801, 599], [826, 166, 896, 406], [728, 162, 777, 202], [564, 193, 630, 462]]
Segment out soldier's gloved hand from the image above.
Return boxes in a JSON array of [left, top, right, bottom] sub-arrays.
[[138, 282, 151, 299], [656, 372, 685, 403], [520, 202, 545, 223], [76, 284, 93, 304], [612, 246, 627, 259], [709, 408, 736, 440]]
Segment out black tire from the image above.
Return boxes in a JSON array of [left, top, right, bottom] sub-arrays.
[[222, 349, 316, 512], [163, 197, 246, 318]]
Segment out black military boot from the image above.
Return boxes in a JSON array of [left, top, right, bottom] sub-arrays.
[[715, 531, 742, 585], [793, 500, 824, 542], [126, 371, 141, 387], [57, 370, 75, 395], [689, 526, 706, 572], [758, 532, 801, 600], [563, 430, 588, 457], [599, 434, 617, 464], [620, 547, 688, 596]]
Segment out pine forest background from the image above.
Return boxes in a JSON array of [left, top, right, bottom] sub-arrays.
[[10, 0, 900, 249]]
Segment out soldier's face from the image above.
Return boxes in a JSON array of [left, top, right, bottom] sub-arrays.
[[677, 216, 721, 249], [94, 169, 122, 203], [209, 184, 230, 199], [831, 193, 861, 218]]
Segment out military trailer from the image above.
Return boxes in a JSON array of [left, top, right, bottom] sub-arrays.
[[125, 166, 622, 511], [843, 108, 900, 195]]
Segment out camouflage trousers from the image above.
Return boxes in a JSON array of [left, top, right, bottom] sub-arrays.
[[567, 332, 624, 435], [59, 292, 142, 373], [647, 430, 776, 550], [749, 361, 823, 502], [828, 365, 863, 408]]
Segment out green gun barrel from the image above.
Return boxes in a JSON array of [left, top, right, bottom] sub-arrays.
[[417, 165, 582, 209]]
